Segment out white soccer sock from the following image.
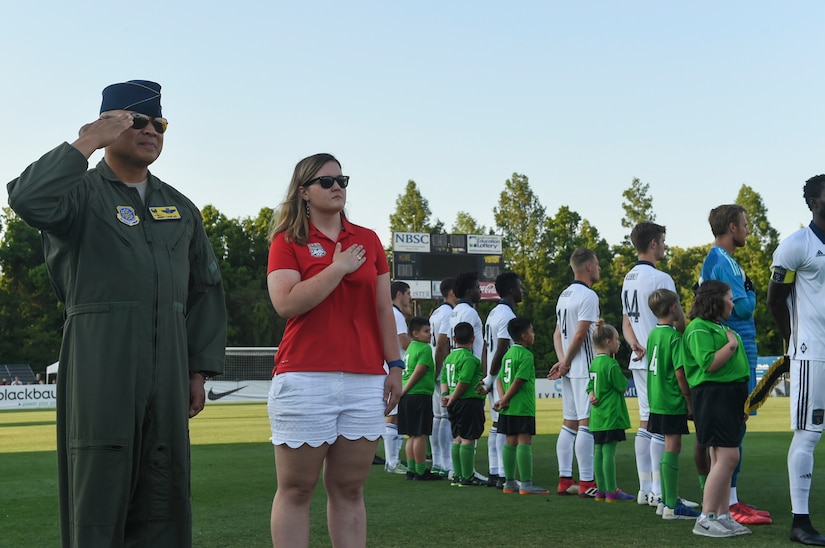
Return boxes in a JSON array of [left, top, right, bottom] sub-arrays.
[[496, 431, 506, 475], [650, 433, 665, 497], [430, 417, 444, 469], [729, 486, 738, 506], [576, 426, 594, 482], [557, 426, 577, 477], [635, 428, 652, 493], [789, 429, 821, 514], [440, 418, 454, 472], [383, 423, 400, 468], [488, 426, 499, 476]]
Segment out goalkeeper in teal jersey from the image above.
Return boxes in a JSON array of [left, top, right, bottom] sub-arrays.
[[646, 289, 700, 520], [586, 320, 634, 502], [493, 317, 549, 495], [399, 317, 442, 481], [442, 322, 486, 486]]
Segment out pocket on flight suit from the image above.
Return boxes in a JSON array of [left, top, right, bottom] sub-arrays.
[[69, 439, 129, 527]]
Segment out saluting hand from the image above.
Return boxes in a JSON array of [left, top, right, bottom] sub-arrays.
[[72, 112, 134, 158]]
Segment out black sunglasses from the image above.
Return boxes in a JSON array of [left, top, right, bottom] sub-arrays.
[[303, 175, 349, 189], [131, 113, 168, 134]]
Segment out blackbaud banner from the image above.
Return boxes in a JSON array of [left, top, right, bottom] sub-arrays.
[[0, 385, 57, 409]]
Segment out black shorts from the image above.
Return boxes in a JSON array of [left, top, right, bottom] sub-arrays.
[[398, 394, 434, 436], [692, 381, 747, 448], [593, 429, 627, 444], [448, 398, 485, 440], [648, 412, 689, 436], [497, 414, 536, 436]]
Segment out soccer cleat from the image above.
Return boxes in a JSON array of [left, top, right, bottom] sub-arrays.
[[662, 501, 701, 520], [557, 477, 578, 496], [413, 470, 443, 481], [519, 481, 550, 495], [486, 473, 500, 487], [385, 462, 408, 475], [579, 480, 599, 498], [647, 492, 662, 507], [451, 476, 463, 487], [680, 497, 699, 509], [405, 471, 416, 481], [460, 476, 487, 487], [741, 503, 771, 518], [790, 526, 825, 546], [718, 515, 752, 536], [693, 514, 736, 538], [730, 503, 773, 525], [637, 490, 649, 505], [605, 489, 635, 502], [495, 477, 505, 489], [656, 502, 664, 516], [594, 491, 606, 502], [502, 480, 519, 493]]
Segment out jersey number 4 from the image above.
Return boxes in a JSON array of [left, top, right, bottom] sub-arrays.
[[623, 290, 640, 323]]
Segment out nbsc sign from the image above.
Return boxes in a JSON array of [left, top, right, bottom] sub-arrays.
[[393, 232, 430, 252]]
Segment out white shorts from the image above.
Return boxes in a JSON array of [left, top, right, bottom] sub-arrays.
[[790, 359, 825, 432], [561, 376, 591, 421], [432, 389, 448, 419], [632, 369, 650, 422], [268, 372, 386, 448]]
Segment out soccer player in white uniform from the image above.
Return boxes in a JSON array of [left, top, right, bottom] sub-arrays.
[[768, 174, 825, 546], [429, 277, 457, 477], [482, 272, 523, 488], [385, 280, 412, 473], [621, 222, 682, 508], [549, 248, 600, 498]]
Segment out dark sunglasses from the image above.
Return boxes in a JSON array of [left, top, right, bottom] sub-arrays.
[[303, 175, 349, 189], [131, 113, 168, 134]]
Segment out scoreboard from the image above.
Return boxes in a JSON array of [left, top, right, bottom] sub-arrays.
[[392, 232, 503, 300]]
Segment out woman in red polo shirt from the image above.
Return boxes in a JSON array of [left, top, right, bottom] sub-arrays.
[[266, 152, 402, 547]]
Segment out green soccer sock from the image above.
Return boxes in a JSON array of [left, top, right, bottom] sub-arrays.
[[503, 444, 517, 481], [661, 451, 679, 508], [698, 474, 707, 491], [594, 444, 605, 492], [451, 443, 461, 478], [416, 461, 428, 475], [460, 443, 476, 480], [602, 441, 617, 493], [516, 444, 533, 482]]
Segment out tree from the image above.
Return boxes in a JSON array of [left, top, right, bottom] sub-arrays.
[[620, 178, 656, 244], [389, 180, 440, 233], [494, 173, 547, 277], [451, 211, 487, 235]]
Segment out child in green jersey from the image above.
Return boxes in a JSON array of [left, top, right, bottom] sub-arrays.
[[442, 322, 486, 486], [399, 316, 441, 481], [586, 319, 633, 502], [493, 317, 549, 495], [683, 280, 752, 538], [646, 289, 700, 520]]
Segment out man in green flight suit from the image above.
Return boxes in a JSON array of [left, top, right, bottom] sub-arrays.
[[7, 80, 227, 547]]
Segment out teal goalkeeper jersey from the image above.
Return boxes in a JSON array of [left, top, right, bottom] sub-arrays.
[[586, 354, 631, 433], [683, 317, 750, 388], [402, 340, 436, 395], [499, 344, 536, 417], [443, 348, 485, 400], [646, 325, 687, 415]]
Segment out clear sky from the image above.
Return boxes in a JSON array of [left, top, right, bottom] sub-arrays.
[[2, 1, 822, 250]]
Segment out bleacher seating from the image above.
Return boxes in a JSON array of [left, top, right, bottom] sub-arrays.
[[0, 364, 36, 384]]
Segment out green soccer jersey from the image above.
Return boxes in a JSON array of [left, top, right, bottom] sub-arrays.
[[683, 317, 750, 387], [443, 348, 485, 400], [586, 354, 631, 433], [499, 344, 536, 417], [402, 340, 436, 395], [646, 325, 687, 415]]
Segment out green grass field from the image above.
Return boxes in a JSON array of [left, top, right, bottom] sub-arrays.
[[1, 397, 821, 547]]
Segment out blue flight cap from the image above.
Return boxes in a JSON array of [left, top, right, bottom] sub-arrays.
[[100, 80, 162, 117]]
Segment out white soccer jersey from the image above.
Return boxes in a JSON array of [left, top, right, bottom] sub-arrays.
[[485, 301, 516, 371], [393, 305, 408, 356], [429, 302, 453, 358], [449, 301, 484, 359], [771, 226, 825, 361], [621, 262, 678, 371], [556, 281, 599, 378]]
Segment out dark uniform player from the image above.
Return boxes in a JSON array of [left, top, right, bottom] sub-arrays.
[[7, 80, 227, 547]]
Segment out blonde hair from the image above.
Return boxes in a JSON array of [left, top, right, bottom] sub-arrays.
[[592, 318, 618, 351], [268, 153, 345, 244]]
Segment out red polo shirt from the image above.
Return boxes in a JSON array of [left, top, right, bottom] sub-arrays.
[[268, 219, 389, 375]]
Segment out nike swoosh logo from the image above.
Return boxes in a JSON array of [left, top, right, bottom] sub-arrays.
[[699, 523, 710, 530], [207, 386, 246, 401]]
